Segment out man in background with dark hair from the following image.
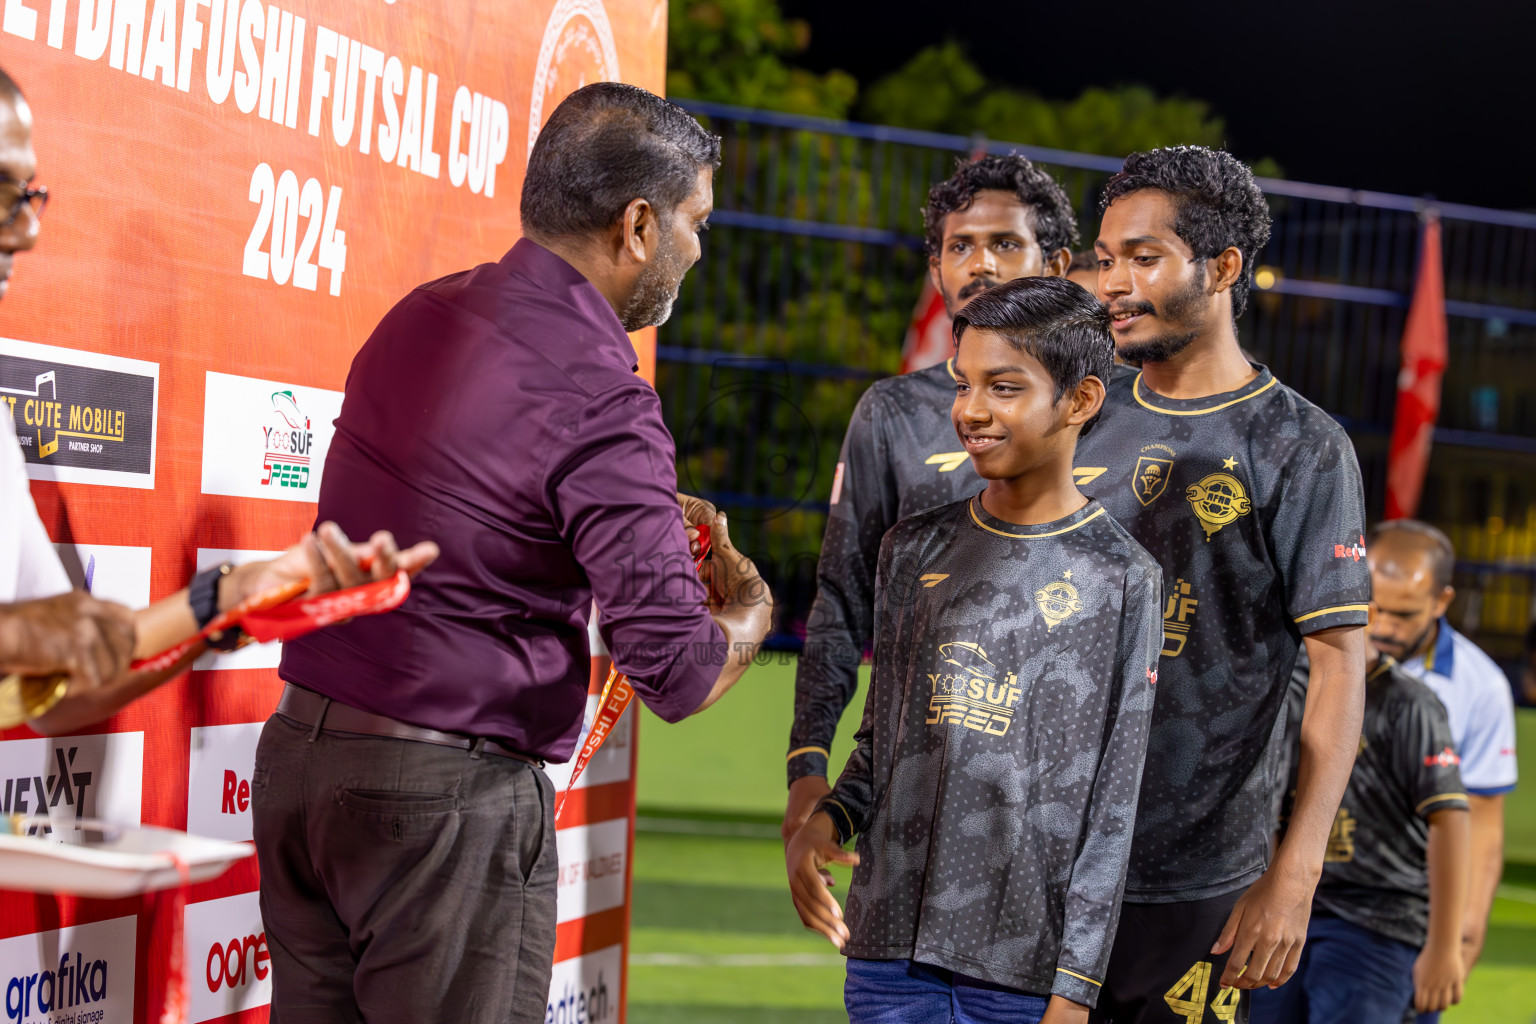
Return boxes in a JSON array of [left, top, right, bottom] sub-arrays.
[[1075, 146, 1370, 1022], [1365, 519, 1516, 1003], [784, 154, 1077, 841], [1067, 249, 1100, 296], [254, 82, 773, 1024]]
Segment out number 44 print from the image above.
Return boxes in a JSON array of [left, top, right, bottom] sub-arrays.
[[243, 164, 348, 296], [1164, 960, 1241, 1023]]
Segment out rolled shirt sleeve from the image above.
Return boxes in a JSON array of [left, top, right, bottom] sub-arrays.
[[550, 384, 724, 723]]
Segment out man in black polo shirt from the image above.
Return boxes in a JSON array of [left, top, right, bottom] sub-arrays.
[[1076, 147, 1369, 1022], [784, 154, 1077, 840]]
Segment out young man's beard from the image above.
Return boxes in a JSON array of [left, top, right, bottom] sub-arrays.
[[619, 229, 691, 331], [1115, 270, 1209, 365], [941, 275, 1002, 316]]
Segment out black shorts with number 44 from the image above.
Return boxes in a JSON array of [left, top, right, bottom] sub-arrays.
[[1089, 890, 1248, 1024]]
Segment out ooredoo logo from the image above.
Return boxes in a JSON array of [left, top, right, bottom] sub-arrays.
[[184, 893, 272, 1023], [0, 916, 135, 1024]]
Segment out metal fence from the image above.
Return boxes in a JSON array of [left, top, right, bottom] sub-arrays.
[[660, 99, 1536, 664]]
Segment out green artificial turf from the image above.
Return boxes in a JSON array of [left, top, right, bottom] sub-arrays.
[[631, 655, 1536, 1023]]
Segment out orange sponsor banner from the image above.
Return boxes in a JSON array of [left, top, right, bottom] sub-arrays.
[[0, 0, 662, 1019]]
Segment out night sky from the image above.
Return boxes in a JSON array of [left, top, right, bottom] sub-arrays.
[[778, 0, 1530, 211]]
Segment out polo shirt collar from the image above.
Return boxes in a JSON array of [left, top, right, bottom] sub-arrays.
[[1423, 615, 1457, 677], [500, 238, 640, 373]]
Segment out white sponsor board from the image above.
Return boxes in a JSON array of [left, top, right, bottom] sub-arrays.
[[0, 733, 143, 828], [52, 544, 152, 609], [554, 817, 628, 925], [542, 696, 632, 793], [183, 892, 271, 1024], [187, 723, 265, 843], [0, 336, 159, 490], [546, 943, 620, 1024], [200, 371, 343, 503], [0, 915, 137, 1024], [191, 549, 286, 671]]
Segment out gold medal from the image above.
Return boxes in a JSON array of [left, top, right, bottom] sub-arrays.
[[0, 673, 69, 730]]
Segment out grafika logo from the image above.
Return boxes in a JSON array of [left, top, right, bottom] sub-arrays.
[[261, 390, 312, 489], [1, 746, 94, 822], [5, 951, 108, 1022]]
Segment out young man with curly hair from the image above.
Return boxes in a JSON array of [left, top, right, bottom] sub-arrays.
[[785, 154, 1079, 840], [1074, 147, 1370, 1023]]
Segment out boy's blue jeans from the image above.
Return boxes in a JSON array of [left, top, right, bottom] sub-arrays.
[[1250, 915, 1419, 1024], [845, 957, 1051, 1024]]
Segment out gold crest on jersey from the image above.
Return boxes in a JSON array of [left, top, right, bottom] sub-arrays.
[[1186, 470, 1251, 540], [1034, 574, 1084, 631], [1133, 444, 1177, 506]]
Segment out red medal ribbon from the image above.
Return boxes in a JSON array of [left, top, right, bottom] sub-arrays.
[[556, 524, 710, 821]]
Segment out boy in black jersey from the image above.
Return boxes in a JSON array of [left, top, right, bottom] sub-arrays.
[[1075, 148, 1370, 1023], [1254, 637, 1469, 1024], [785, 156, 1079, 842], [786, 277, 1163, 1024]]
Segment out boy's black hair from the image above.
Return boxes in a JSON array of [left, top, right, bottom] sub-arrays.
[[1099, 146, 1272, 320], [951, 276, 1114, 412], [923, 154, 1079, 263]]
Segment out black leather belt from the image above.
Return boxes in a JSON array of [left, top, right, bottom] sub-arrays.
[[276, 683, 544, 767]]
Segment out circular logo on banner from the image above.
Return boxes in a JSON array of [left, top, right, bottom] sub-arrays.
[[528, 0, 622, 160]]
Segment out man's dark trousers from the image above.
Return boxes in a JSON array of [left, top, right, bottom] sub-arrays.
[[253, 713, 558, 1023]]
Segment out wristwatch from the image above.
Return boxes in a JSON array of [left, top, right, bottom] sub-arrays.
[[189, 562, 244, 651]]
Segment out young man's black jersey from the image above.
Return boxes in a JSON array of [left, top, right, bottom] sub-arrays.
[[822, 496, 1163, 1008], [1073, 366, 1370, 902], [789, 359, 982, 782], [1279, 658, 1469, 948]]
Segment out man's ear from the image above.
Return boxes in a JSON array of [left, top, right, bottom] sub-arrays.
[[927, 256, 943, 297], [1065, 374, 1106, 427], [1042, 248, 1072, 278], [1211, 246, 1243, 294], [1432, 584, 1456, 620], [618, 197, 656, 265]]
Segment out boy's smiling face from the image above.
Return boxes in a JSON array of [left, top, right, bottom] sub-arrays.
[[951, 327, 1075, 481]]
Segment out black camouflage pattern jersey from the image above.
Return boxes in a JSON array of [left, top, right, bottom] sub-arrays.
[[789, 359, 982, 782], [822, 496, 1163, 1007], [1073, 365, 1370, 903], [1279, 658, 1469, 949]]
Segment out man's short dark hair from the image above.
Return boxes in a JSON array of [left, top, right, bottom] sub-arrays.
[[521, 83, 720, 240], [951, 276, 1114, 409], [1068, 249, 1097, 273], [1099, 146, 1272, 320], [923, 154, 1078, 262], [1369, 518, 1456, 591]]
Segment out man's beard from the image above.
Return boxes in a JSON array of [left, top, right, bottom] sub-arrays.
[[1114, 270, 1208, 364], [619, 232, 691, 331], [1370, 622, 1435, 662]]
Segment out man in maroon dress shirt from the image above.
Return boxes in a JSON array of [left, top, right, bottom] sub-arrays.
[[253, 83, 774, 1024]]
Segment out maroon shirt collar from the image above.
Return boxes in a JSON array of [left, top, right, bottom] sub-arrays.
[[500, 238, 640, 374]]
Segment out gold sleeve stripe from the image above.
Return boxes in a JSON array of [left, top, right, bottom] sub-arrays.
[[969, 498, 1106, 539], [786, 746, 830, 762], [823, 798, 855, 829], [1416, 792, 1469, 814], [1133, 372, 1279, 415], [1293, 604, 1371, 624], [1056, 968, 1102, 987]]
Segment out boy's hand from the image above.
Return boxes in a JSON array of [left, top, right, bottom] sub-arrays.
[[1413, 939, 1464, 1013], [1040, 995, 1090, 1024], [785, 810, 858, 948]]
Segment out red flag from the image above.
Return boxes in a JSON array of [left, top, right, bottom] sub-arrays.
[[901, 277, 952, 374], [1385, 216, 1448, 519]]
